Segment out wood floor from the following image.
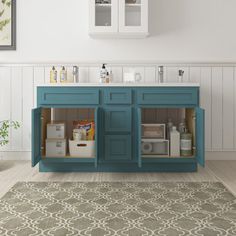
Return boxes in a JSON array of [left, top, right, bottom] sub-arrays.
[[0, 161, 236, 198]]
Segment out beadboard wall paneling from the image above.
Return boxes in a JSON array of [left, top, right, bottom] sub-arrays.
[[0, 63, 236, 158], [211, 67, 223, 150], [222, 67, 234, 150]]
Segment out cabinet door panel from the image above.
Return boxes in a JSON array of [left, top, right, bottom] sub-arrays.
[[137, 88, 198, 105], [32, 108, 42, 167], [105, 135, 132, 161], [196, 108, 205, 167], [104, 89, 132, 104], [104, 107, 132, 132]]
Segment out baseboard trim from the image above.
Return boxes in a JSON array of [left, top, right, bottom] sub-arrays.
[[206, 152, 236, 160], [0, 151, 235, 161], [0, 151, 31, 161]]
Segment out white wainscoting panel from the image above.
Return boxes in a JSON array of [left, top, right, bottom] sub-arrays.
[[222, 67, 234, 150], [0, 63, 236, 160], [211, 67, 223, 150]]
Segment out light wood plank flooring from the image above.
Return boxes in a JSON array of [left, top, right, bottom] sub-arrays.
[[0, 161, 235, 198]]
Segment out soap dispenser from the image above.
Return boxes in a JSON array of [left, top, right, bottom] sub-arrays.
[[100, 64, 107, 83]]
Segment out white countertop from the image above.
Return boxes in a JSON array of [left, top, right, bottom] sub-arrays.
[[38, 83, 200, 87]]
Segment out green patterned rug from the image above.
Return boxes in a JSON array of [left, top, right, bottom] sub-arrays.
[[0, 182, 236, 236]]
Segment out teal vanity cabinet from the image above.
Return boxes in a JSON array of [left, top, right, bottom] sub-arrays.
[[32, 85, 204, 172]]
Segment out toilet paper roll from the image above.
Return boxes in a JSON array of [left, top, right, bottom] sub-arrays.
[[142, 142, 153, 154]]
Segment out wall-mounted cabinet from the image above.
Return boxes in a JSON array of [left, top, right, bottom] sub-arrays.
[[89, 0, 149, 38]]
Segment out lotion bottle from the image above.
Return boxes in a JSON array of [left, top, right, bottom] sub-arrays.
[[60, 66, 67, 83], [100, 64, 107, 83], [50, 66, 57, 83]]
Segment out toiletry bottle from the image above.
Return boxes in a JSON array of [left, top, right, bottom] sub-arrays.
[[178, 118, 187, 134], [167, 118, 173, 140], [180, 128, 192, 156], [50, 66, 57, 83], [178, 70, 184, 83], [60, 66, 67, 83], [170, 126, 180, 157], [105, 72, 110, 83], [100, 64, 107, 83], [109, 70, 113, 83]]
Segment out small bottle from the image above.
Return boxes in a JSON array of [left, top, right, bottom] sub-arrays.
[[50, 66, 57, 83], [109, 70, 113, 83], [180, 129, 192, 156], [170, 126, 180, 157], [60, 66, 67, 83], [100, 64, 107, 83], [178, 118, 187, 134], [178, 70, 184, 83], [167, 118, 173, 140], [105, 72, 110, 83]]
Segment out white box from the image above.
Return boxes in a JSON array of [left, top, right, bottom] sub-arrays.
[[46, 139, 66, 157], [69, 140, 95, 158], [142, 124, 166, 139], [47, 123, 65, 139], [142, 139, 169, 156]]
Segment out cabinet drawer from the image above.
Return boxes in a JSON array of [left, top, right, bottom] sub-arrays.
[[104, 89, 132, 104], [38, 88, 99, 105], [105, 135, 132, 161], [137, 88, 198, 105], [104, 107, 132, 132]]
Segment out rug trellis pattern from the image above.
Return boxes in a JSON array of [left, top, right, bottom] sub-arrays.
[[0, 182, 236, 236]]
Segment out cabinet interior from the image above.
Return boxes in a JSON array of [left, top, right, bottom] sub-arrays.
[[41, 108, 95, 157], [125, 0, 141, 26], [141, 108, 196, 158]]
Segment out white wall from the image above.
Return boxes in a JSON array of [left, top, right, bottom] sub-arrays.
[[1, 0, 236, 63]]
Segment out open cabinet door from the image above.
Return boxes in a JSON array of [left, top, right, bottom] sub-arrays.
[[196, 108, 205, 167], [95, 107, 100, 168], [32, 108, 42, 167], [137, 108, 142, 168]]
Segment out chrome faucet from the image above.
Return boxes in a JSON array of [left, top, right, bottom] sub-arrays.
[[158, 66, 164, 83]]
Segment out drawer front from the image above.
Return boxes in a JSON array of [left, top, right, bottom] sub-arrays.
[[38, 88, 99, 105], [104, 107, 132, 132], [137, 88, 198, 105], [105, 135, 132, 161], [104, 89, 132, 104]]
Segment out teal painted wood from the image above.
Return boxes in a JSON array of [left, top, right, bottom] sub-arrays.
[[33, 86, 204, 172], [39, 161, 197, 172], [196, 107, 205, 167], [104, 107, 132, 133], [42, 158, 96, 163], [38, 87, 99, 105], [137, 108, 142, 168], [104, 89, 132, 104], [95, 107, 99, 168], [137, 87, 199, 106], [105, 135, 132, 161], [32, 108, 42, 167]]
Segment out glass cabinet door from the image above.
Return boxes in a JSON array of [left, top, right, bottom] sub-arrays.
[[119, 0, 148, 34], [89, 0, 118, 34]]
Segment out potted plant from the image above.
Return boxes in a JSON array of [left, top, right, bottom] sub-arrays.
[[0, 120, 20, 146]]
